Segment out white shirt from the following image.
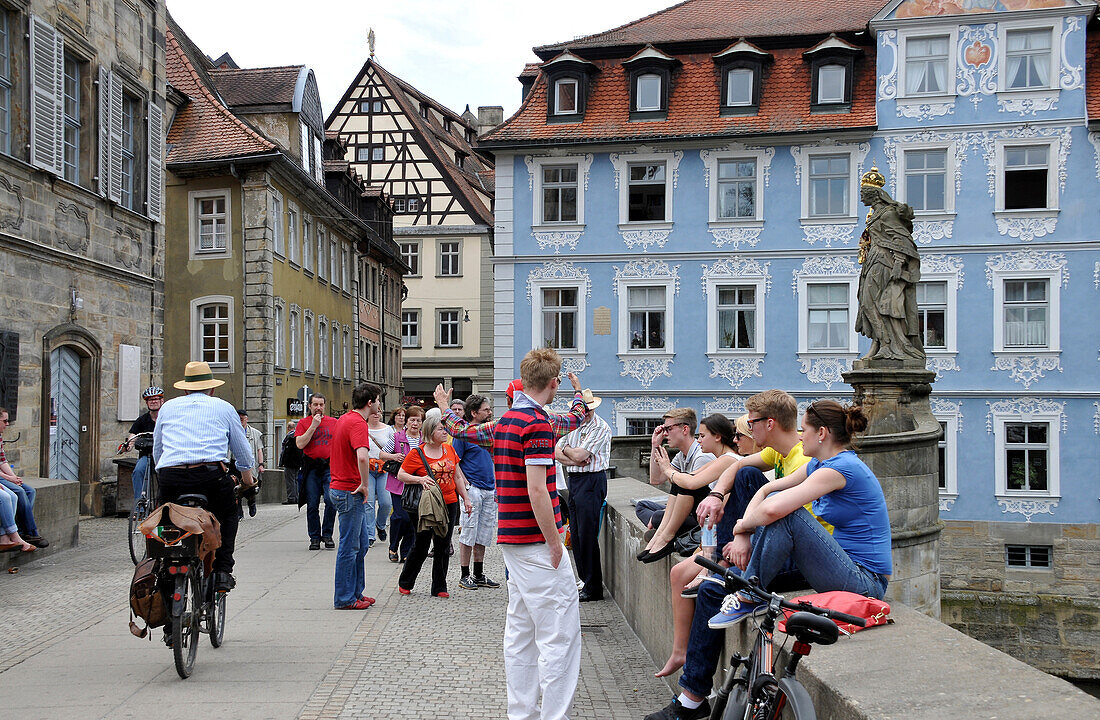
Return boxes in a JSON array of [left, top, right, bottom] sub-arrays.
[[558, 412, 612, 473]]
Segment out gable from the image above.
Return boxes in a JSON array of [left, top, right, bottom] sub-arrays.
[[882, 0, 1079, 20]]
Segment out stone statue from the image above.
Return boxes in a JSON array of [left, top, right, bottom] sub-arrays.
[[854, 167, 925, 364]]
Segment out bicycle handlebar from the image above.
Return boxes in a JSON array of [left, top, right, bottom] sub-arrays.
[[694, 555, 867, 628]]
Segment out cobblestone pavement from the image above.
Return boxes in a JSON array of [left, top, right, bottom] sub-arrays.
[[0, 506, 671, 719]]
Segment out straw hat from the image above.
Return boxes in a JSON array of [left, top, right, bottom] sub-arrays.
[[173, 361, 225, 391], [581, 389, 602, 410]]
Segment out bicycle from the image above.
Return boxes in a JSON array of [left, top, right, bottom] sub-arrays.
[[693, 556, 866, 720], [147, 493, 227, 679], [120, 432, 157, 564]]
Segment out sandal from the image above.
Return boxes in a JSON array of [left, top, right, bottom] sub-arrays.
[[388, 549, 399, 563]]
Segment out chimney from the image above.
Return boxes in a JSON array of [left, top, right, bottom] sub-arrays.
[[477, 106, 504, 136]]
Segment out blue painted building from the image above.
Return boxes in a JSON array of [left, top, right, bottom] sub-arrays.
[[480, 0, 1100, 674]]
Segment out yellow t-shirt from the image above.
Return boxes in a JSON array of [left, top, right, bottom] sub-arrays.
[[759, 441, 833, 534]]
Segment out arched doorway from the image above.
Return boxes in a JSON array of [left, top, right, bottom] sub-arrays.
[[49, 346, 82, 483]]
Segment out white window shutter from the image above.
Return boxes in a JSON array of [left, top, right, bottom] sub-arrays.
[[146, 103, 164, 221], [108, 71, 124, 204], [299, 121, 310, 173], [53, 31, 64, 176], [29, 16, 62, 175], [96, 67, 111, 197], [313, 136, 323, 183]]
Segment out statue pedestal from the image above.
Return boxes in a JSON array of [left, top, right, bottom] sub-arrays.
[[843, 361, 942, 617]]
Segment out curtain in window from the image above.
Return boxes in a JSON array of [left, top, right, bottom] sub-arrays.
[[1004, 308, 1047, 347]]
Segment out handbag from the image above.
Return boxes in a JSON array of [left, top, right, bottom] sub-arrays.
[[367, 429, 403, 475], [777, 591, 893, 636], [401, 448, 435, 514]]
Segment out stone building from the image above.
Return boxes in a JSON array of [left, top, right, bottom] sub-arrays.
[[163, 16, 401, 463], [326, 59, 495, 405], [0, 1, 167, 514]]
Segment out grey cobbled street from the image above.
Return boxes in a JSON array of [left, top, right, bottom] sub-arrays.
[[0, 504, 670, 719]]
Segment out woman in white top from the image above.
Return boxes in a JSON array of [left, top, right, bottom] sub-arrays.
[[367, 408, 402, 545]]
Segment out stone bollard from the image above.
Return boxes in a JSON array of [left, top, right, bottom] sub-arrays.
[[844, 362, 942, 618]]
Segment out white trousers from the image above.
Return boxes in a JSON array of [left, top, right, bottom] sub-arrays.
[[500, 542, 582, 720]]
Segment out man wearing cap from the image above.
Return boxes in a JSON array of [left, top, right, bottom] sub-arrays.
[[153, 361, 255, 593], [555, 390, 612, 601]]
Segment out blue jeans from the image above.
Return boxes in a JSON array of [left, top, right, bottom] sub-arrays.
[[302, 464, 335, 541], [132, 455, 151, 500], [0, 484, 18, 534], [364, 470, 392, 540], [0, 477, 37, 536], [331, 488, 370, 607]]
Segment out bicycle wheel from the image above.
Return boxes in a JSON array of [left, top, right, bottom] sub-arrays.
[[128, 498, 149, 565], [758, 677, 815, 720], [209, 582, 226, 648], [172, 570, 200, 679]]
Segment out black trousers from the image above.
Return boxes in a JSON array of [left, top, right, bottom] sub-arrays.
[[566, 470, 607, 594], [158, 465, 239, 574], [399, 501, 458, 595]]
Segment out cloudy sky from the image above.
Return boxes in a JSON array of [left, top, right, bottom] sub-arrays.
[[167, 0, 673, 119]]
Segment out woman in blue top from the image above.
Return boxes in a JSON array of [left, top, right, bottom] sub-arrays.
[[712, 400, 892, 627]]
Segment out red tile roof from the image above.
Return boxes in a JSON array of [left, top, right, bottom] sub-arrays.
[[1088, 27, 1100, 125], [165, 23, 275, 164], [208, 65, 303, 108], [535, 0, 884, 53], [482, 47, 876, 146]]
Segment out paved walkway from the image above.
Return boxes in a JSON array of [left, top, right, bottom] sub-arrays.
[[0, 505, 671, 719]]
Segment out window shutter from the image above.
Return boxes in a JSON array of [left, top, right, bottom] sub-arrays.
[[108, 71, 124, 204], [97, 67, 111, 197], [299, 121, 310, 172], [146, 103, 164, 221], [29, 16, 63, 175]]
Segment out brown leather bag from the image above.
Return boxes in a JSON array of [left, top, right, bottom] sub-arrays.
[[128, 557, 166, 638]]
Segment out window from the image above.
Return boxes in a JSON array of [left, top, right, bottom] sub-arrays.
[[419, 103, 428, 119], [626, 418, 662, 436], [438, 310, 461, 347], [393, 198, 406, 214], [726, 68, 754, 107], [330, 237, 338, 285], [318, 319, 328, 376], [542, 165, 578, 223], [937, 420, 948, 491], [934, 408, 960, 499], [1005, 29, 1051, 90], [402, 310, 420, 348], [806, 283, 850, 351], [289, 308, 301, 370], [191, 298, 233, 369], [628, 163, 666, 222], [356, 146, 370, 162], [407, 197, 420, 213], [808, 154, 849, 217], [627, 286, 666, 350], [1003, 145, 1048, 211], [1005, 422, 1049, 492], [904, 149, 947, 212], [554, 78, 578, 115], [905, 36, 950, 95], [304, 312, 315, 373], [343, 329, 352, 380], [917, 281, 947, 350], [303, 217, 313, 271], [372, 146, 384, 161], [541, 288, 578, 350], [438, 241, 460, 276], [717, 159, 756, 219], [456, 152, 465, 170], [1003, 279, 1048, 348], [317, 226, 327, 280], [120, 94, 141, 211], [63, 55, 83, 184], [331, 325, 339, 378], [716, 286, 757, 350], [287, 206, 299, 264], [272, 194, 284, 256], [274, 301, 285, 368], [443, 118, 452, 132], [192, 191, 230, 255], [0, 11, 10, 155], [635, 73, 662, 111], [342, 247, 351, 290], [1006, 544, 1052, 569], [816, 64, 846, 104]]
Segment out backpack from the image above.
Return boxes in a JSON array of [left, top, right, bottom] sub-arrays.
[[279, 429, 303, 470], [128, 557, 167, 638]]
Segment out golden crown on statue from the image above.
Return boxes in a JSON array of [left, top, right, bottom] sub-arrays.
[[861, 166, 886, 188]]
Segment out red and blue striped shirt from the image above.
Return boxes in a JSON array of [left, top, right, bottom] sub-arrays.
[[493, 392, 562, 544]]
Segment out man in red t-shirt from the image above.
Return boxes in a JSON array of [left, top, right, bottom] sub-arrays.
[[328, 383, 382, 610], [295, 394, 337, 550], [493, 348, 581, 720]]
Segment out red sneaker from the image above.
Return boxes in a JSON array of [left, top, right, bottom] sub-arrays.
[[398, 587, 411, 595], [360, 595, 376, 606], [337, 598, 372, 610], [433, 591, 450, 599]]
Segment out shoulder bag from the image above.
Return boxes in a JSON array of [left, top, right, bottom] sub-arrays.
[[400, 447, 435, 514], [367, 428, 402, 475]]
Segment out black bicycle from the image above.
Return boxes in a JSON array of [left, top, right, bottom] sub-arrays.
[[693, 556, 866, 720], [120, 432, 157, 565], [148, 493, 227, 679]]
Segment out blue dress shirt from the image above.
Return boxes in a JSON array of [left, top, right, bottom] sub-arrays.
[[153, 392, 255, 472]]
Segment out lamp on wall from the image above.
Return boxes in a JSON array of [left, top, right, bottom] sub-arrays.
[[463, 309, 470, 323]]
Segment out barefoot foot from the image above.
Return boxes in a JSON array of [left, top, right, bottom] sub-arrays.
[[655, 653, 685, 678]]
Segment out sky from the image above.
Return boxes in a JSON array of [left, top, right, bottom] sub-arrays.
[[167, 0, 675, 120]]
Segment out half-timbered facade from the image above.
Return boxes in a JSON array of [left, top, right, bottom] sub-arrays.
[[326, 59, 494, 404]]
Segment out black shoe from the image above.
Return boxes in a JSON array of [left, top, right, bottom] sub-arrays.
[[644, 698, 711, 720], [163, 628, 173, 648], [578, 590, 604, 602], [641, 542, 677, 564], [323, 537, 335, 549], [214, 572, 236, 592], [473, 575, 500, 589], [309, 540, 321, 551], [377, 527, 387, 541], [248, 501, 257, 517], [22, 535, 49, 549]]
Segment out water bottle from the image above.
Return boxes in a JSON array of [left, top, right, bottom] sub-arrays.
[[700, 520, 717, 563]]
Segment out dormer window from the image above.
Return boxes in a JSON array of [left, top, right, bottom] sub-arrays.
[[805, 34, 861, 112], [541, 50, 598, 123], [624, 44, 678, 121], [817, 64, 846, 104], [726, 69, 753, 106], [419, 103, 429, 119], [443, 118, 452, 132], [714, 40, 769, 116], [554, 78, 579, 115], [635, 73, 662, 111]]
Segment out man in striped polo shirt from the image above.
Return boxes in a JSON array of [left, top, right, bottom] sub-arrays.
[[494, 347, 582, 720]]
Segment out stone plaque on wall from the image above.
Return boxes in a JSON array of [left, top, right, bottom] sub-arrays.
[[118, 344, 141, 421], [593, 306, 612, 335], [0, 331, 18, 421]]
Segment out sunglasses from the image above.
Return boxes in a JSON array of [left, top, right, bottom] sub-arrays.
[[732, 431, 744, 440], [806, 402, 826, 428]]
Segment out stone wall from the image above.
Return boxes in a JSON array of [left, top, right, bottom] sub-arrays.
[[940, 520, 1100, 680]]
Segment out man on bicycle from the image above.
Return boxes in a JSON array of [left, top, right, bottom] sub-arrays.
[[153, 361, 255, 594], [126, 386, 163, 503]]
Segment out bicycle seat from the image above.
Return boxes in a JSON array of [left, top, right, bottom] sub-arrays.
[[175, 493, 209, 508], [784, 611, 839, 646]]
